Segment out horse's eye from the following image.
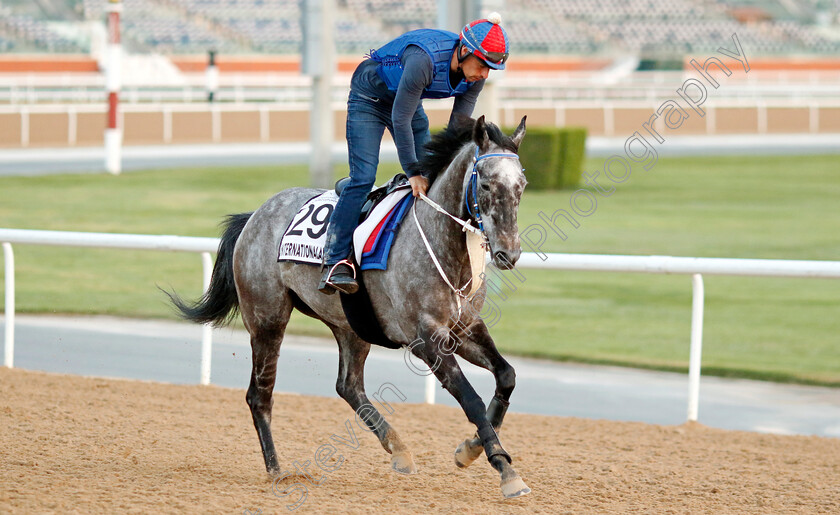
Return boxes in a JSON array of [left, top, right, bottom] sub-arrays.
[[480, 182, 490, 191]]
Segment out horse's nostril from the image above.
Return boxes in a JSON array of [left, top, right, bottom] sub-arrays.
[[493, 251, 511, 268], [493, 249, 521, 269]]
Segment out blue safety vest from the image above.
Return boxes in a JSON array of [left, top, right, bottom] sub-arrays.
[[368, 29, 472, 99]]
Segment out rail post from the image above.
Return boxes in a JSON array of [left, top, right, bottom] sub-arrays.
[[104, 0, 122, 174], [200, 251, 213, 385], [424, 374, 435, 404], [687, 273, 705, 422], [206, 50, 218, 102], [3, 243, 14, 368]]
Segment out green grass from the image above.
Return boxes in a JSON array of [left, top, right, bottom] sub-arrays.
[[1, 155, 838, 385]]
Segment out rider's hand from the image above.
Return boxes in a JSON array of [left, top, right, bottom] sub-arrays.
[[409, 175, 429, 198]]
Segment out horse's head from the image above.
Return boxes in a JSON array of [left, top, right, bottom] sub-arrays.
[[469, 115, 527, 269]]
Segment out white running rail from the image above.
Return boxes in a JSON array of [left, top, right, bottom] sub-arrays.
[[0, 228, 218, 384], [515, 253, 840, 421], [2, 228, 840, 420]]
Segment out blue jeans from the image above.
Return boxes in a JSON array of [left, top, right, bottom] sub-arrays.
[[323, 90, 430, 266]]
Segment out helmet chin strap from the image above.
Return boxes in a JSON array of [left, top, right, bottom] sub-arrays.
[[455, 44, 473, 75], [457, 42, 469, 65]]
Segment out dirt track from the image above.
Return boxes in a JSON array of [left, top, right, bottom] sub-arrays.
[[2, 367, 838, 514]]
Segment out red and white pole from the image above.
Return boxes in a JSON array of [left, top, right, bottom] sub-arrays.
[[105, 0, 122, 174]]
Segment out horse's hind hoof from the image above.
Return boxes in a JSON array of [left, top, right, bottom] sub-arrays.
[[454, 438, 483, 469], [500, 476, 531, 499], [391, 451, 418, 475]]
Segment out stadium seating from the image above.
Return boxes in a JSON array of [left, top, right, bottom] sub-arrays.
[[0, 11, 84, 53], [80, 0, 242, 53], [0, 0, 837, 56], [345, 0, 436, 32], [531, 0, 711, 20], [0, 37, 13, 52], [167, 0, 303, 53]]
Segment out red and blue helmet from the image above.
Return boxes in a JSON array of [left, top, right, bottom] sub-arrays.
[[459, 12, 510, 70]]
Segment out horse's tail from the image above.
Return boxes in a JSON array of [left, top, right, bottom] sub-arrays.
[[166, 212, 252, 327]]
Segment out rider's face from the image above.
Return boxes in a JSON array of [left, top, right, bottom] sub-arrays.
[[458, 49, 492, 82]]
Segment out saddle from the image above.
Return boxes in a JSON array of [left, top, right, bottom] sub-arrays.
[[334, 173, 410, 224]]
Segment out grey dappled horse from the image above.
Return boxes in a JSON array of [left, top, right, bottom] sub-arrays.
[[169, 116, 530, 498]]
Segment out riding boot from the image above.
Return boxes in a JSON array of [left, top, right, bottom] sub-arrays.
[[318, 260, 359, 295]]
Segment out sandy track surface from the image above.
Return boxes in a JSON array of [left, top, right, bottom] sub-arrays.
[[2, 367, 838, 514]]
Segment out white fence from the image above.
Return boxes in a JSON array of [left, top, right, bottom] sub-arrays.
[[0, 229, 218, 384], [517, 253, 840, 421], [3, 70, 840, 104], [2, 228, 840, 421]]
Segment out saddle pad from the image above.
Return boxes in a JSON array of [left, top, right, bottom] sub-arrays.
[[353, 188, 412, 265], [277, 191, 337, 264], [359, 193, 414, 271]]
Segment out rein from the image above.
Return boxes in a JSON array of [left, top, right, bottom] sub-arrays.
[[412, 147, 520, 321]]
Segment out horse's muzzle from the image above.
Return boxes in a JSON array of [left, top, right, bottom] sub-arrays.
[[492, 249, 520, 270]]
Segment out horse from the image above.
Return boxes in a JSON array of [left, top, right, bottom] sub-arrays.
[[168, 115, 531, 499]]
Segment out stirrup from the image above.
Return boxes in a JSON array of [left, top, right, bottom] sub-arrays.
[[318, 259, 358, 295], [327, 259, 357, 279]]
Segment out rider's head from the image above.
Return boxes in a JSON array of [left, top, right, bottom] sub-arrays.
[[458, 12, 510, 71]]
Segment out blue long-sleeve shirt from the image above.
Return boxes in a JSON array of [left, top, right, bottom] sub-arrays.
[[350, 45, 485, 177]]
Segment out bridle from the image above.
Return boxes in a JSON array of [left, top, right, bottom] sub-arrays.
[[465, 146, 520, 234], [412, 146, 521, 321]]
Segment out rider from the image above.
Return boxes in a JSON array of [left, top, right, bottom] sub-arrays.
[[318, 12, 511, 295]]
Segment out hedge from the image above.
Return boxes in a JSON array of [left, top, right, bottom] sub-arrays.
[[509, 126, 588, 190]]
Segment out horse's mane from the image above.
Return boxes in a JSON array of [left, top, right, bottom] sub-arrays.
[[417, 116, 518, 185]]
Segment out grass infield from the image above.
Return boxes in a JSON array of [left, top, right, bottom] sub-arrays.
[[0, 154, 838, 385]]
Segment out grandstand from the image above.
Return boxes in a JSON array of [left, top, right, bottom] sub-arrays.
[[0, 4, 86, 53], [0, 0, 838, 57]]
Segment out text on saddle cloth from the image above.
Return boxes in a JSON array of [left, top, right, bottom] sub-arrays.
[[277, 190, 336, 264]]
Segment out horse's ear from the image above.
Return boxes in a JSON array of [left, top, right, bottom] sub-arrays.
[[511, 116, 527, 151], [473, 115, 489, 152]]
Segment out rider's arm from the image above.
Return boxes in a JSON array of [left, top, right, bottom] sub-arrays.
[[392, 46, 433, 178], [450, 79, 485, 125]]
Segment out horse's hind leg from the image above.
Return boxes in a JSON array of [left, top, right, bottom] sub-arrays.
[[245, 297, 293, 476], [331, 327, 417, 474], [451, 321, 516, 469]]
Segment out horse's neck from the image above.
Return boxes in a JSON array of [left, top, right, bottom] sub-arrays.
[[426, 144, 472, 219], [415, 144, 473, 270]]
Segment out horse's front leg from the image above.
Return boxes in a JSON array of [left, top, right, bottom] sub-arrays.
[[449, 321, 516, 469], [411, 325, 530, 499]]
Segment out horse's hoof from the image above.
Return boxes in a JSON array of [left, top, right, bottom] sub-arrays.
[[454, 438, 483, 469], [391, 451, 418, 475], [500, 476, 531, 499]]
